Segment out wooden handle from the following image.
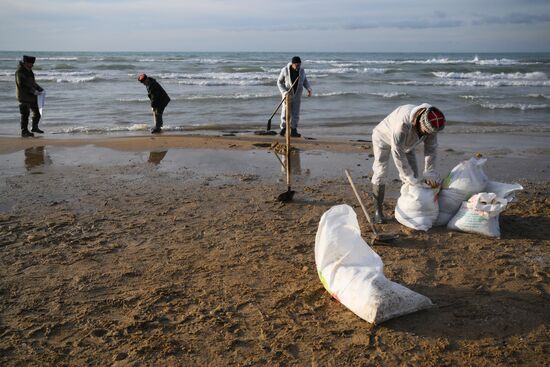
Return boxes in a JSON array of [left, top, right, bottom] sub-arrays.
[[345, 169, 378, 236], [285, 94, 291, 189]]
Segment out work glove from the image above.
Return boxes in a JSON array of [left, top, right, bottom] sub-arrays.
[[423, 172, 441, 188]]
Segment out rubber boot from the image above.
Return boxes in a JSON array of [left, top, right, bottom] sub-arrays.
[[21, 117, 34, 137], [31, 121, 44, 134], [372, 184, 386, 224], [151, 113, 162, 134]]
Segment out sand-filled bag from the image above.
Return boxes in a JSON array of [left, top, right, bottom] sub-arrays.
[[394, 183, 439, 231], [435, 157, 489, 226], [315, 205, 433, 324], [485, 181, 523, 203], [447, 192, 508, 238]]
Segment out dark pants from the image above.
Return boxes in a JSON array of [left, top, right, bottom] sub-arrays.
[[152, 105, 166, 129], [19, 101, 41, 132]]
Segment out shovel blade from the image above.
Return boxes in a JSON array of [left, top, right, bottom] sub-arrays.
[[277, 190, 295, 202]]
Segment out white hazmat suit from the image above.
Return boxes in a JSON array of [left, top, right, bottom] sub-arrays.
[[371, 103, 439, 186], [277, 63, 311, 129]]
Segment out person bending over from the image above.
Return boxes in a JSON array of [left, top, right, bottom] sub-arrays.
[[138, 73, 171, 134], [370, 103, 446, 223]]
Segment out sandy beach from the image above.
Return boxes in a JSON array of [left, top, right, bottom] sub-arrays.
[[0, 132, 549, 366]]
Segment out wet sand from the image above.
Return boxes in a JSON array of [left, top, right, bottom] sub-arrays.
[[0, 133, 549, 366]]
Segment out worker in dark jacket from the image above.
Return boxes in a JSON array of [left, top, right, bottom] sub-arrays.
[[15, 55, 44, 137], [138, 74, 170, 134]]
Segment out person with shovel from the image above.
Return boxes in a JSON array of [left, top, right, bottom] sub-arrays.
[[138, 73, 171, 134], [15, 55, 44, 137], [277, 56, 312, 138], [370, 103, 446, 223]]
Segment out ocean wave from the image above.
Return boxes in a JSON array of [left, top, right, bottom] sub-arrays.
[[480, 103, 549, 110], [116, 97, 149, 103], [177, 79, 270, 86], [183, 93, 277, 101], [314, 91, 360, 98], [41, 57, 79, 61], [391, 79, 550, 87], [93, 64, 136, 70], [433, 71, 547, 80], [308, 67, 388, 75], [90, 56, 130, 62], [158, 71, 272, 81], [369, 92, 408, 98], [442, 79, 550, 87], [53, 63, 77, 70], [55, 123, 150, 134], [462, 94, 550, 101], [308, 56, 543, 66], [527, 94, 549, 99], [35, 71, 99, 83]]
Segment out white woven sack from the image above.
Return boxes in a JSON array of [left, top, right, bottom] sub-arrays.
[[315, 204, 433, 324], [485, 181, 523, 203], [435, 157, 489, 226], [395, 183, 439, 231], [447, 192, 508, 238]]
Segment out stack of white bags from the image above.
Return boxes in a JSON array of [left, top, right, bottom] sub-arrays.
[[394, 157, 523, 238]]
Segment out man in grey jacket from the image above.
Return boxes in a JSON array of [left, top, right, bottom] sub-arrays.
[[277, 56, 312, 138], [15, 55, 44, 137]]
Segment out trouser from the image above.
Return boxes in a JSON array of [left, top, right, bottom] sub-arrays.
[[371, 143, 418, 185], [19, 101, 41, 132], [153, 105, 166, 128], [280, 95, 301, 129]]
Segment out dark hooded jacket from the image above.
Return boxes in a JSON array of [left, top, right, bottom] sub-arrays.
[[15, 62, 43, 103], [146, 77, 170, 109]]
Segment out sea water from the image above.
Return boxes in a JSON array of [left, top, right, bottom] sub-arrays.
[[1, 51, 549, 138]]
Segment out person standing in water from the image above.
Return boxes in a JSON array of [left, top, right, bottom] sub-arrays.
[[15, 55, 44, 137], [277, 56, 312, 138], [138, 73, 171, 134]]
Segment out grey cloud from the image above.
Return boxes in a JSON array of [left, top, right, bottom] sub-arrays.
[[473, 13, 550, 25]]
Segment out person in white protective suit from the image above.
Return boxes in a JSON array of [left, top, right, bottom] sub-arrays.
[[370, 103, 446, 223], [277, 56, 312, 138]]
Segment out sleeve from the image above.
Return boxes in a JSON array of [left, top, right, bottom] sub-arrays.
[[302, 70, 311, 91], [17, 71, 37, 95], [277, 68, 287, 95], [148, 83, 160, 108], [423, 134, 439, 177], [390, 124, 420, 186]]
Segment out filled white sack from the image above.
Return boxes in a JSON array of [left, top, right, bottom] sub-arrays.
[[394, 183, 439, 231], [447, 192, 508, 238], [315, 204, 433, 324], [485, 181, 523, 203], [435, 157, 489, 226]]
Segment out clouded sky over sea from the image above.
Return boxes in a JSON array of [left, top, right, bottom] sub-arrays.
[[1, 0, 549, 52]]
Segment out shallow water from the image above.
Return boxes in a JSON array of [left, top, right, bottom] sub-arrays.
[[1, 51, 549, 138]]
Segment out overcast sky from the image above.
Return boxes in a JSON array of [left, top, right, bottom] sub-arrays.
[[1, 0, 549, 52]]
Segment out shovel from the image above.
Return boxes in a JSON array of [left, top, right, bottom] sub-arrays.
[[345, 169, 399, 245], [277, 93, 295, 202]]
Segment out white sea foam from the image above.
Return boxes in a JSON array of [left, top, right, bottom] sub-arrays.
[[116, 98, 149, 102], [441, 80, 550, 87], [35, 71, 99, 83], [527, 94, 549, 99], [480, 103, 548, 110], [433, 71, 547, 80], [370, 92, 408, 98]]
